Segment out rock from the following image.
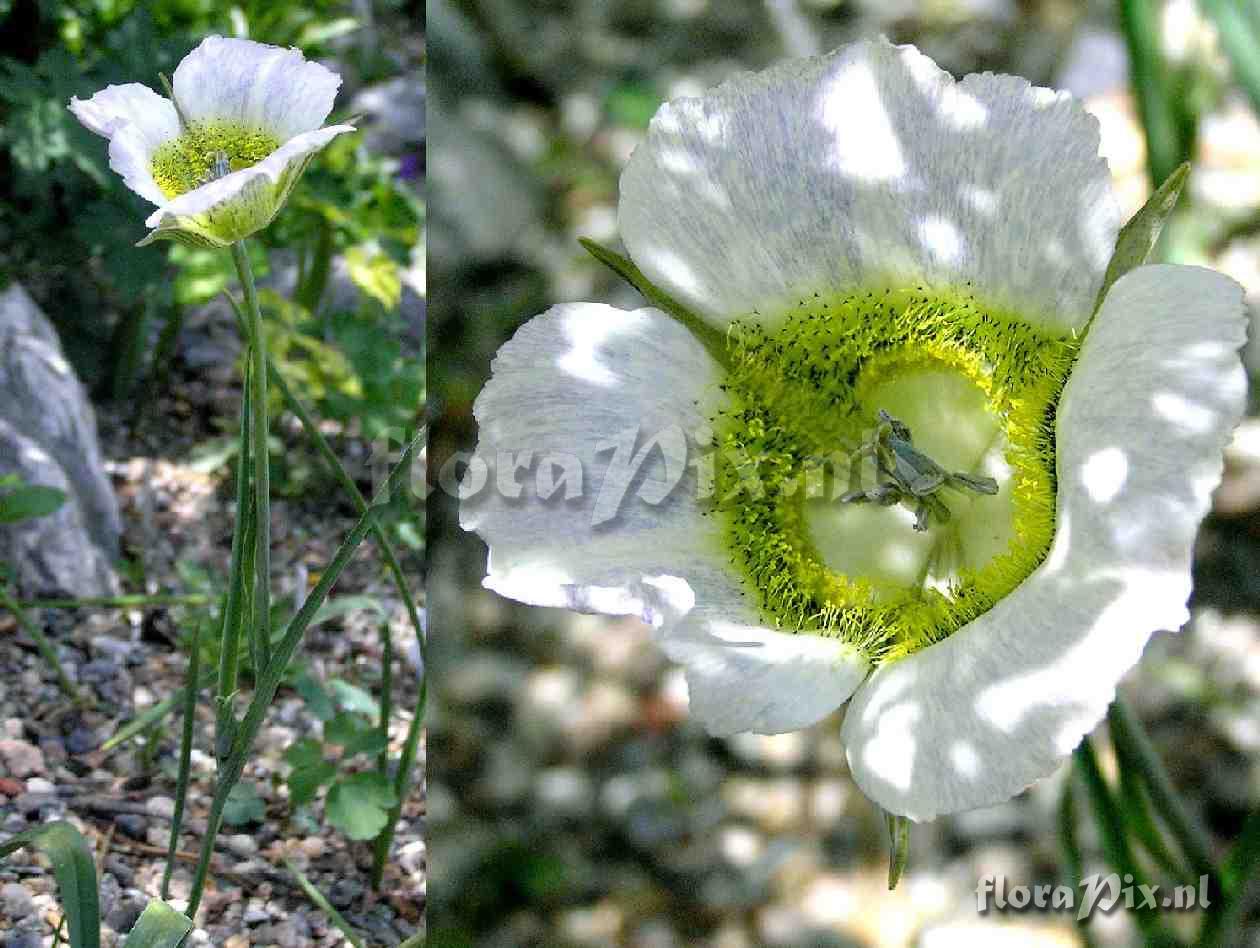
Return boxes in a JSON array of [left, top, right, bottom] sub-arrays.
[[0, 882, 33, 919], [0, 283, 120, 597], [104, 895, 145, 934], [351, 76, 426, 154], [24, 777, 53, 794], [146, 795, 176, 819], [328, 877, 364, 909], [3, 929, 43, 948], [115, 814, 146, 840], [0, 739, 44, 778], [65, 725, 99, 755]]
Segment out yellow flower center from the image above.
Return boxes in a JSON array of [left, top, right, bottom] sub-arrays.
[[712, 285, 1077, 663], [150, 122, 280, 198]]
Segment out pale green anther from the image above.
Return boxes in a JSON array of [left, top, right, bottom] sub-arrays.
[[839, 409, 999, 533]]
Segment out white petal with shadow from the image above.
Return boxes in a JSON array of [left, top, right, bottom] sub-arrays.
[[462, 302, 870, 734], [173, 36, 341, 140], [69, 84, 180, 205], [619, 38, 1120, 333], [842, 264, 1247, 821]]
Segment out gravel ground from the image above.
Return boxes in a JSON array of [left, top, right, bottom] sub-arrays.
[[0, 371, 426, 946]]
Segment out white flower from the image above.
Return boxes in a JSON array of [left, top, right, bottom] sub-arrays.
[[460, 40, 1248, 821], [69, 36, 355, 247]]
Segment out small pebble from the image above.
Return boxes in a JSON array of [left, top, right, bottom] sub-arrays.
[[146, 796, 176, 819], [115, 814, 147, 840], [24, 777, 53, 794], [0, 882, 34, 919], [0, 739, 45, 778], [66, 726, 99, 755], [4, 929, 43, 948], [329, 877, 364, 909]]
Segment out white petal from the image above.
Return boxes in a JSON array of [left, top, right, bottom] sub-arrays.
[[68, 83, 179, 144], [842, 264, 1246, 821], [142, 125, 353, 243], [69, 84, 180, 205], [619, 39, 1121, 333], [173, 36, 342, 140], [461, 302, 869, 734], [662, 596, 870, 736]]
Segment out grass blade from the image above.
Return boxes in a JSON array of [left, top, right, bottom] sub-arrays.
[[0, 822, 100, 948], [120, 900, 193, 947], [1118, 0, 1189, 188], [1202, 0, 1260, 118]]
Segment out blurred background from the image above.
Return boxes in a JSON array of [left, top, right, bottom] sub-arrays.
[[427, 0, 1260, 946], [0, 1, 425, 944]]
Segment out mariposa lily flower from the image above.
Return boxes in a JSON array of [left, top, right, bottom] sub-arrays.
[[460, 39, 1247, 823], [69, 36, 354, 247]]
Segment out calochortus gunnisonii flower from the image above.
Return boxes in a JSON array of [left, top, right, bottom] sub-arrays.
[[69, 35, 354, 247], [461, 40, 1247, 825]]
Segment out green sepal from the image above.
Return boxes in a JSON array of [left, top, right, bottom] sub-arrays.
[[885, 810, 910, 890], [1092, 162, 1190, 315], [578, 237, 729, 369]]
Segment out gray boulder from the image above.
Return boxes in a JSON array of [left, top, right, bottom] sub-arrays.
[[0, 283, 120, 596]]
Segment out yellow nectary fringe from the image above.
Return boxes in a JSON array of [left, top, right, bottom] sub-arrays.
[[712, 285, 1076, 664], [151, 122, 280, 199]]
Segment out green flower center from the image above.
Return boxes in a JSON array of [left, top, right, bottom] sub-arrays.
[[712, 286, 1078, 664], [150, 122, 280, 199]]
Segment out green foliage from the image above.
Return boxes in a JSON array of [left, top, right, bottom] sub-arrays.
[[0, 475, 67, 523], [325, 771, 397, 840], [284, 669, 392, 826], [223, 779, 266, 826], [0, 821, 100, 948], [119, 900, 193, 948]]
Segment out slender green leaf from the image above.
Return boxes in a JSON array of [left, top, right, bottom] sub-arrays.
[[163, 617, 204, 900], [1202, 0, 1260, 119], [1118, 0, 1189, 188], [1075, 740, 1181, 947], [0, 822, 100, 948], [121, 900, 193, 948], [1093, 162, 1190, 314]]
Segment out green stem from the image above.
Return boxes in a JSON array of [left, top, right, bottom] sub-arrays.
[[285, 858, 366, 948], [215, 362, 254, 761], [222, 289, 425, 663], [230, 241, 271, 676], [183, 432, 420, 918], [1074, 739, 1181, 947], [377, 620, 393, 779], [1201, 0, 1260, 119], [162, 617, 202, 899], [371, 675, 425, 889], [17, 594, 211, 609], [0, 585, 85, 706]]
